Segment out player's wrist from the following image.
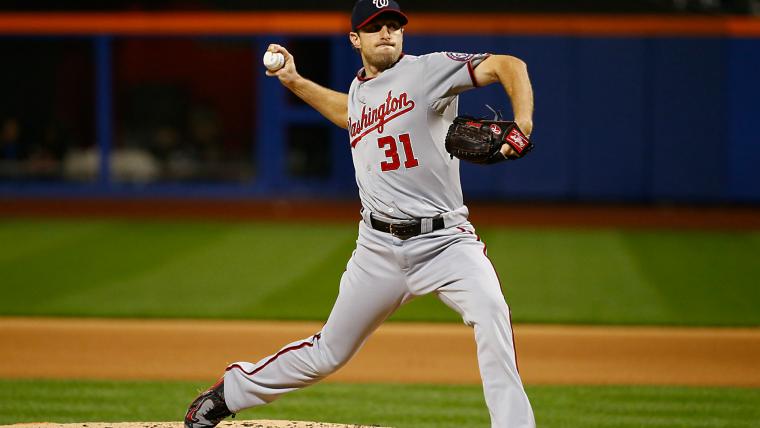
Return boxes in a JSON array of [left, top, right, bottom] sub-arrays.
[[282, 73, 306, 90], [515, 118, 533, 137]]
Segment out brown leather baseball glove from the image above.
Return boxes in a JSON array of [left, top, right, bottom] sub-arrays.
[[445, 116, 533, 164]]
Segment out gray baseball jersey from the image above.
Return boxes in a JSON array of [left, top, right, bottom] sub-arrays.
[[348, 52, 490, 220]]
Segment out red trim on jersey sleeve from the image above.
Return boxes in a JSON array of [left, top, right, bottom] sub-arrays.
[[467, 61, 478, 87], [467, 53, 492, 88]]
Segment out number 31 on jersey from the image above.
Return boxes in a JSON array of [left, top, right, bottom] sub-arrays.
[[378, 133, 419, 172]]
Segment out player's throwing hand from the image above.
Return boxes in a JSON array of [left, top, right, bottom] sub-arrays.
[[265, 44, 299, 87]]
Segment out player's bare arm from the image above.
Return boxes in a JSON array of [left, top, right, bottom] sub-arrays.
[[266, 44, 349, 129], [474, 55, 534, 156]]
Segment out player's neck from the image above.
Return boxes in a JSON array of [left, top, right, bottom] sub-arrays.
[[363, 63, 385, 79], [360, 53, 404, 79]]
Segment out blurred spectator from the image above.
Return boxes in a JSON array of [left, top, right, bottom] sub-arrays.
[[188, 104, 222, 165], [673, 0, 720, 11], [186, 103, 225, 180], [669, 0, 758, 12], [149, 124, 183, 163], [26, 122, 68, 179], [154, 123, 198, 180], [118, 83, 222, 181], [117, 82, 240, 182], [1, 117, 22, 160], [2, 117, 75, 180], [63, 146, 161, 183], [0, 117, 24, 179]]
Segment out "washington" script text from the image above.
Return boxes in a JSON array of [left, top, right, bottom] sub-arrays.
[[349, 91, 415, 147]]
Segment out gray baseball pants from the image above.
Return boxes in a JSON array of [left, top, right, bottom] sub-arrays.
[[223, 219, 535, 428]]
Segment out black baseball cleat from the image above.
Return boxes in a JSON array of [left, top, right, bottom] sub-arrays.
[[184, 377, 235, 428]]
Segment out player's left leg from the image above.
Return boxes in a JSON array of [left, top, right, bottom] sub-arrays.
[[220, 221, 411, 412], [406, 224, 535, 428]]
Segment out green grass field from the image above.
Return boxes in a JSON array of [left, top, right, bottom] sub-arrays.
[[1, 379, 758, 428], [1, 219, 759, 326], [2, 218, 759, 427]]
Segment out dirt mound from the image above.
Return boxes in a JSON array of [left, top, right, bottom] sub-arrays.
[[2, 421, 389, 428]]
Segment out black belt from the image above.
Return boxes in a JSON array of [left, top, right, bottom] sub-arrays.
[[369, 214, 445, 240]]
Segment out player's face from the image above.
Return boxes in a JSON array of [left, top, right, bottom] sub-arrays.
[[353, 17, 404, 71]]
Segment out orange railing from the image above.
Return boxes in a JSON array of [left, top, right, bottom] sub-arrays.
[[0, 12, 759, 36]]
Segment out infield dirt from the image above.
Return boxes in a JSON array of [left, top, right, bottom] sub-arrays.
[[1, 317, 759, 386]]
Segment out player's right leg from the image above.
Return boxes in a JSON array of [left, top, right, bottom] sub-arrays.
[[219, 221, 409, 413], [405, 224, 535, 428]]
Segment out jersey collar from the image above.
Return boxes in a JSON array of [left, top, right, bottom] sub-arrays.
[[356, 53, 406, 82]]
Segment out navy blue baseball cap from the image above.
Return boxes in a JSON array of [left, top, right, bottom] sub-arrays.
[[351, 0, 409, 32]]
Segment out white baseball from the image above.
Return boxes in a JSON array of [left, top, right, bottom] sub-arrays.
[[263, 51, 285, 71]]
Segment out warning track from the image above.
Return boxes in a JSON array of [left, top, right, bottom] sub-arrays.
[[1, 317, 759, 387]]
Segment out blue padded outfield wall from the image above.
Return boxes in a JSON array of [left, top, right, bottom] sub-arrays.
[[1, 31, 759, 203], [408, 35, 758, 203]]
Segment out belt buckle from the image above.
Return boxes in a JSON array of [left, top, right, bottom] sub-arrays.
[[389, 222, 416, 240]]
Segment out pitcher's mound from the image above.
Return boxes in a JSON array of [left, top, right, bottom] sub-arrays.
[[3, 421, 389, 428]]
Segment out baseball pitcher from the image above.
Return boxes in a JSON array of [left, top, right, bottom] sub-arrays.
[[185, 1, 535, 427]]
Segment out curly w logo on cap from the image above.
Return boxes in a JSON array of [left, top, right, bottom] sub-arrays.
[[352, 0, 408, 31]]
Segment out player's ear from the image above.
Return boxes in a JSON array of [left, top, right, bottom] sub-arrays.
[[349, 32, 361, 50]]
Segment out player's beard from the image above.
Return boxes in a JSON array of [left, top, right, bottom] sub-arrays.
[[364, 46, 401, 71]]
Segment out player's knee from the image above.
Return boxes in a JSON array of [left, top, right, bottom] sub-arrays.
[[313, 346, 352, 376], [313, 360, 340, 376], [471, 296, 510, 325]]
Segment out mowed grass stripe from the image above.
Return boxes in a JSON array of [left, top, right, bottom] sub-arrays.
[[0, 220, 110, 264], [479, 229, 671, 325], [460, 227, 760, 326], [1, 379, 759, 428], [39, 223, 355, 318], [1, 219, 759, 326], [621, 231, 760, 325], [0, 219, 356, 319], [0, 220, 231, 311]]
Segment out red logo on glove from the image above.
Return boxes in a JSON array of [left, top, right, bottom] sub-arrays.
[[490, 124, 502, 135], [506, 128, 529, 152]]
